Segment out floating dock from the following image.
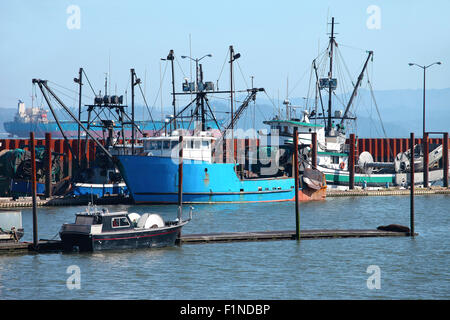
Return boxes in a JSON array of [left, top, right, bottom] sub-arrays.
[[0, 228, 414, 255], [179, 229, 414, 244], [327, 186, 450, 197], [0, 195, 132, 208]]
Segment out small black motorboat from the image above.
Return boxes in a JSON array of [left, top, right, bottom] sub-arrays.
[[59, 205, 193, 252]]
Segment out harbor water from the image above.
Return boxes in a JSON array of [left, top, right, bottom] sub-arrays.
[[0, 195, 449, 300]]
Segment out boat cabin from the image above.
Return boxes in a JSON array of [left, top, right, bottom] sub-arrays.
[[141, 133, 216, 162], [263, 118, 349, 171]]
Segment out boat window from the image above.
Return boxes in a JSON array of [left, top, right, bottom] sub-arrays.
[[162, 140, 170, 149], [119, 217, 130, 227], [171, 141, 178, 149], [194, 140, 201, 149], [332, 156, 340, 164], [149, 141, 161, 150], [75, 216, 94, 225], [112, 217, 130, 228], [202, 141, 210, 149]]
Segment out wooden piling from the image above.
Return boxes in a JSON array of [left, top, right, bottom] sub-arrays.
[[423, 132, 429, 187], [177, 135, 183, 221], [311, 132, 317, 168], [30, 132, 38, 248], [45, 133, 52, 198], [293, 127, 300, 240], [444, 132, 449, 188], [349, 133, 355, 189], [410, 132, 415, 237]]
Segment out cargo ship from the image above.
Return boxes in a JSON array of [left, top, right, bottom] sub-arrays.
[[3, 100, 218, 138]]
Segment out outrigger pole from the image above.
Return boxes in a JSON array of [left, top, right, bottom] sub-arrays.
[[340, 51, 373, 127], [33, 80, 79, 164], [32, 79, 113, 159]]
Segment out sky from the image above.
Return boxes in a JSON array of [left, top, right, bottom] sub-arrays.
[[1, 0, 449, 115]]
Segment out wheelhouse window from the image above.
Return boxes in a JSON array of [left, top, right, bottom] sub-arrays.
[[202, 140, 210, 149], [162, 140, 170, 149], [112, 217, 130, 228], [148, 141, 162, 150], [171, 141, 178, 149], [331, 156, 340, 164], [194, 140, 201, 149]]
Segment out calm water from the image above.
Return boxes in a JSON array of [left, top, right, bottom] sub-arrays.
[[0, 195, 449, 300]]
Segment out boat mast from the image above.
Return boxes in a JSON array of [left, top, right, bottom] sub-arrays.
[[199, 64, 206, 131], [229, 45, 235, 138], [75, 67, 83, 166], [167, 50, 177, 132], [327, 17, 336, 135]]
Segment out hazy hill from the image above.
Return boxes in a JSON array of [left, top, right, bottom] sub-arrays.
[[1, 88, 448, 139]]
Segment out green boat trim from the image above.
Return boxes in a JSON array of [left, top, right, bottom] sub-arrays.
[[318, 151, 349, 157], [325, 173, 395, 184]]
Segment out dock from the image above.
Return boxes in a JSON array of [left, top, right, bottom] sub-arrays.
[[327, 186, 450, 197], [0, 240, 63, 254], [0, 228, 414, 255], [179, 229, 414, 244], [0, 195, 132, 208]]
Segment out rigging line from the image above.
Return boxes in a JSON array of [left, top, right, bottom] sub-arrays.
[[208, 94, 244, 104], [335, 46, 355, 86], [175, 56, 187, 79], [287, 66, 310, 98], [338, 43, 367, 52], [262, 90, 279, 113], [50, 86, 76, 108], [216, 48, 229, 88], [81, 69, 97, 96], [367, 74, 393, 158], [137, 81, 157, 131], [48, 81, 94, 101], [151, 61, 169, 112], [235, 60, 249, 89], [305, 62, 314, 112]]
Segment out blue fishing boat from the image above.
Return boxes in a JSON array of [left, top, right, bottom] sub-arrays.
[[115, 133, 326, 204]]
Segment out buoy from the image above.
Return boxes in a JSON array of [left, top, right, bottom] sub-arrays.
[[339, 162, 345, 170]]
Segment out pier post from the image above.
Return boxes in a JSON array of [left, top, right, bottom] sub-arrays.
[[45, 133, 52, 198], [293, 127, 300, 240], [410, 132, 415, 237], [222, 139, 227, 164], [311, 132, 317, 168], [349, 133, 355, 189], [177, 135, 183, 221], [423, 132, 429, 187], [444, 132, 449, 188], [30, 132, 38, 248]]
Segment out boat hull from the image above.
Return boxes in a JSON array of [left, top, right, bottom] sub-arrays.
[[60, 224, 184, 252], [116, 155, 325, 203]]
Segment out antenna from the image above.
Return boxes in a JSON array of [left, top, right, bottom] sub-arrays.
[[108, 51, 111, 95], [104, 73, 108, 96]]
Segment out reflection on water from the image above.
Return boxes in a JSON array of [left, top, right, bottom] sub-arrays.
[[0, 195, 449, 299]]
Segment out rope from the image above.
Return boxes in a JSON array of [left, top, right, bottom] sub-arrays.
[[216, 48, 229, 89], [81, 69, 97, 96], [137, 82, 157, 131]]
